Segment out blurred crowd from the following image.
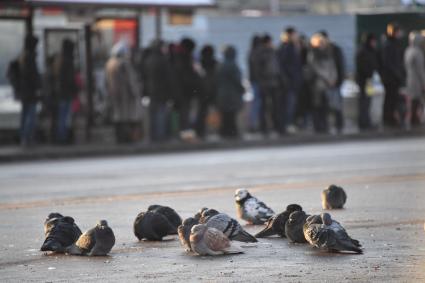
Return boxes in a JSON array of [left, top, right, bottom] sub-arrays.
[[8, 22, 425, 146]]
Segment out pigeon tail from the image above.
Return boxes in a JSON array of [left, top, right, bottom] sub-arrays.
[[232, 230, 258, 242], [223, 242, 244, 254], [65, 244, 85, 255], [254, 226, 276, 238]]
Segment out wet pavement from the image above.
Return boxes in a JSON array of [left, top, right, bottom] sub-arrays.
[[0, 137, 424, 282]]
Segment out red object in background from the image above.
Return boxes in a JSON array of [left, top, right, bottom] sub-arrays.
[[113, 19, 137, 48]]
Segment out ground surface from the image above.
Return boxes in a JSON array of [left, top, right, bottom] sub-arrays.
[[0, 137, 424, 282]]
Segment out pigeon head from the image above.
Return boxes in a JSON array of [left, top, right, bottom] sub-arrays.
[[286, 204, 303, 213], [148, 204, 161, 211], [306, 215, 322, 225], [191, 224, 207, 237], [320, 213, 332, 226], [98, 220, 108, 227], [183, 217, 198, 227], [235, 188, 250, 202], [201, 209, 219, 219], [194, 207, 209, 220], [288, 211, 307, 224], [327, 184, 341, 192], [61, 216, 75, 224], [47, 212, 63, 220]]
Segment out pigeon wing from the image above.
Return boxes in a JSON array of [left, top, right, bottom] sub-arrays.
[[75, 228, 96, 253], [204, 227, 231, 252]]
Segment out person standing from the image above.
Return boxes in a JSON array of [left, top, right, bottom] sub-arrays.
[[307, 33, 337, 133], [53, 39, 78, 144], [356, 33, 380, 130], [216, 46, 245, 139], [381, 23, 405, 127], [404, 31, 425, 130], [144, 39, 173, 142], [320, 30, 345, 133], [247, 35, 262, 132], [195, 45, 217, 139], [175, 38, 203, 139], [277, 27, 303, 133], [257, 34, 283, 136], [18, 34, 41, 146], [105, 41, 142, 143]]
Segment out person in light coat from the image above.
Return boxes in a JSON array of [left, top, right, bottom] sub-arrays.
[[404, 32, 425, 129], [105, 41, 142, 143]]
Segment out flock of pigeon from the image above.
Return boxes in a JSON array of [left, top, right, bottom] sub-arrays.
[[40, 184, 362, 257]]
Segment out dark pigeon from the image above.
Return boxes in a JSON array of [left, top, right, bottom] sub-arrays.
[[255, 204, 303, 238], [303, 213, 362, 254], [133, 211, 176, 241], [67, 220, 115, 256], [285, 210, 309, 243], [41, 213, 82, 253], [321, 184, 347, 209], [148, 205, 182, 234]]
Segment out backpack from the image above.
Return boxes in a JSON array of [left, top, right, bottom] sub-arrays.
[[6, 58, 21, 100]]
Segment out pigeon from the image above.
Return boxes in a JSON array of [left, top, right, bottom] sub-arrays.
[[303, 213, 362, 254], [201, 209, 257, 242], [321, 184, 347, 209], [133, 211, 176, 241], [194, 207, 209, 221], [285, 210, 309, 243], [190, 224, 244, 256], [178, 217, 199, 252], [148, 205, 182, 234], [40, 213, 82, 253], [235, 188, 274, 224], [67, 220, 115, 256], [255, 204, 303, 238]]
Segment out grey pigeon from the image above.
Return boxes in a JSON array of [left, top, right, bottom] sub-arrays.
[[303, 213, 362, 254], [190, 224, 243, 256], [321, 184, 347, 209], [235, 188, 274, 224], [255, 204, 303, 238], [178, 217, 199, 252], [67, 220, 115, 256], [201, 209, 257, 242], [285, 210, 309, 243], [41, 213, 82, 253], [133, 211, 176, 241], [148, 205, 182, 234]]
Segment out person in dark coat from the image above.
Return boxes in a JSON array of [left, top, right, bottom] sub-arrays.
[[175, 38, 203, 137], [18, 34, 41, 146], [216, 46, 245, 138], [257, 34, 283, 136], [381, 23, 405, 127], [320, 30, 345, 133], [53, 39, 78, 143], [277, 27, 303, 133], [195, 45, 218, 139], [247, 35, 262, 132], [356, 33, 380, 130], [145, 40, 173, 142]]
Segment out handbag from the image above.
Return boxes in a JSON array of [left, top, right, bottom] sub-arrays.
[[326, 88, 342, 111]]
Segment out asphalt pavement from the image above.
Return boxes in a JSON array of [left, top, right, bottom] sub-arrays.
[[0, 137, 424, 282]]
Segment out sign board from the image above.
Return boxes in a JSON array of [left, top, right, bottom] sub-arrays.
[[27, 0, 214, 7]]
